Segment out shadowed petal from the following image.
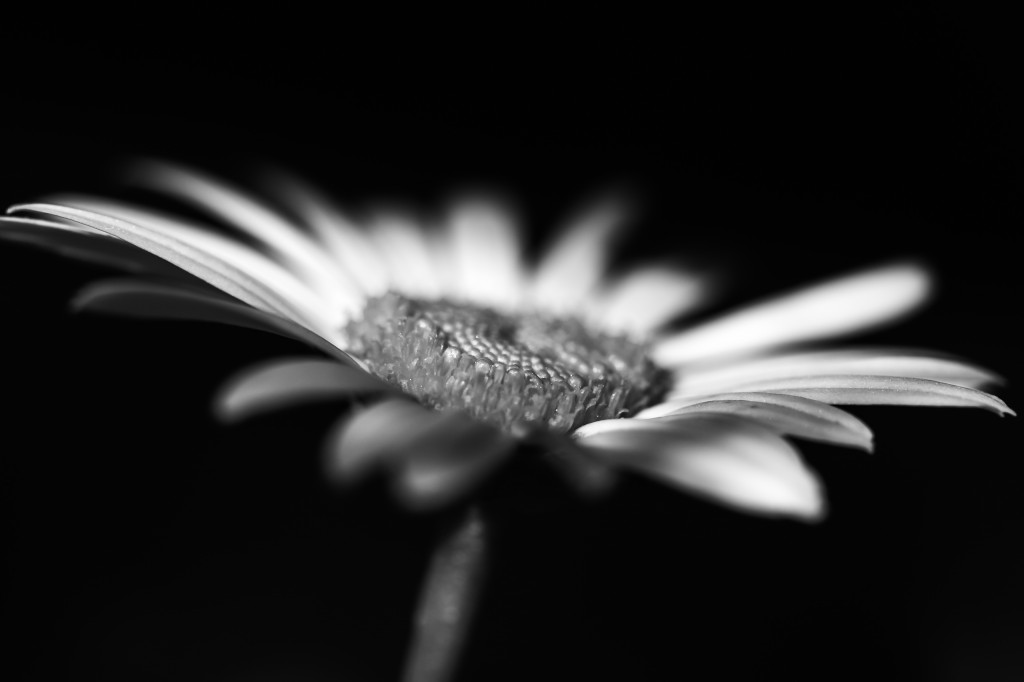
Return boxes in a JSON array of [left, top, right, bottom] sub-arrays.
[[636, 392, 873, 451], [10, 203, 339, 336], [72, 278, 354, 363], [324, 401, 513, 509], [673, 347, 1004, 395], [0, 216, 186, 276], [529, 196, 628, 312], [718, 374, 1015, 415], [653, 262, 932, 365], [576, 414, 824, 520], [215, 357, 396, 422]]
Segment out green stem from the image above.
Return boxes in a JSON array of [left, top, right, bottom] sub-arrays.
[[401, 506, 488, 682]]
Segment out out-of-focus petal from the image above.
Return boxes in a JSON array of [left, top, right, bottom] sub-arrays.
[[590, 265, 709, 336], [324, 401, 512, 509], [576, 414, 824, 520], [10, 203, 339, 336], [444, 196, 525, 310], [266, 170, 391, 296], [0, 216, 185, 276], [72, 278, 354, 362], [125, 160, 364, 313], [529, 197, 627, 312], [672, 347, 1004, 395], [652, 262, 932, 366], [636, 392, 873, 451], [367, 211, 443, 299], [214, 357, 396, 422], [716, 374, 1015, 415]]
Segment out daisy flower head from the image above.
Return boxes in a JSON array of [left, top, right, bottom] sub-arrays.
[[2, 160, 1013, 522]]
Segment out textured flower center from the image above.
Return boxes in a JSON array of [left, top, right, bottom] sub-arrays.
[[344, 293, 669, 434]]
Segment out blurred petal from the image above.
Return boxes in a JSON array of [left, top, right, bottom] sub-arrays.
[[324, 401, 512, 509], [367, 211, 443, 299], [445, 196, 525, 310], [266, 170, 391, 295], [653, 262, 932, 365], [717, 374, 1015, 415], [636, 392, 873, 451], [10, 203, 339, 336], [673, 347, 1004, 395], [215, 357, 395, 422], [576, 414, 824, 520], [529, 196, 627, 312], [126, 160, 364, 313], [591, 265, 709, 335], [0, 216, 185, 275]]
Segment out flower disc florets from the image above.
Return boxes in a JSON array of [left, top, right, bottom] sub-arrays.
[[344, 293, 670, 434]]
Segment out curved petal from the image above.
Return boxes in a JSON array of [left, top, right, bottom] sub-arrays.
[[10, 203, 339, 336], [653, 261, 932, 365], [444, 195, 525, 310], [673, 347, 1004, 395], [0, 216, 186, 276], [214, 357, 396, 422], [366, 210, 444, 299], [125, 161, 364, 313], [716, 374, 1015, 415], [576, 414, 824, 520], [72, 278, 354, 363], [636, 392, 873, 451], [590, 265, 709, 335], [529, 196, 628, 312]]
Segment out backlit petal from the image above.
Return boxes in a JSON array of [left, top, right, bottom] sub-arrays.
[[445, 196, 525, 310]]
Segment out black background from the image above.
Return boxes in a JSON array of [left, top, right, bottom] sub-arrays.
[[2, 8, 1022, 681]]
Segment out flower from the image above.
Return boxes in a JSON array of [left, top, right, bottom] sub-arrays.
[[1, 161, 1012, 521]]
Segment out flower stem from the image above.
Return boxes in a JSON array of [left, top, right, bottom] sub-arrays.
[[401, 506, 488, 682]]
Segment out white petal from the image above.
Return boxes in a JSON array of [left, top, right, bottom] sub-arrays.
[[653, 262, 932, 366], [576, 414, 824, 520], [266, 170, 391, 296], [716, 374, 1015, 415], [214, 357, 395, 422], [529, 196, 627, 312], [10, 203, 339, 337], [590, 265, 709, 335], [636, 392, 873, 451], [367, 210, 443, 299], [444, 196, 525, 310], [126, 161, 364, 314], [672, 347, 1004, 395]]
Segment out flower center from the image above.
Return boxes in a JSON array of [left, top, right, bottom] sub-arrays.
[[344, 293, 669, 434]]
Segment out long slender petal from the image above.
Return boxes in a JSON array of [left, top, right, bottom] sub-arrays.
[[715, 374, 1015, 415], [367, 211, 444, 299], [576, 414, 824, 520], [444, 196, 525, 310], [125, 161, 364, 312], [529, 196, 627, 311], [636, 392, 873, 451], [672, 347, 1004, 395], [214, 357, 396, 422], [653, 262, 932, 365], [10, 203, 338, 336], [0, 216, 185, 276]]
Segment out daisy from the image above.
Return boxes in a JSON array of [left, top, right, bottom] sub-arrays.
[[0, 160, 1012, 522], [1, 161, 1013, 682]]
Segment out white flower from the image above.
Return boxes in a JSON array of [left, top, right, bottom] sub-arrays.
[[1, 160, 1012, 521]]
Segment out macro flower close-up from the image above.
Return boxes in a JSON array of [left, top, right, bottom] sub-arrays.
[[2, 161, 1012, 528]]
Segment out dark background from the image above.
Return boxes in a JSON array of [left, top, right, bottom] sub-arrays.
[[2, 8, 1022, 681]]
